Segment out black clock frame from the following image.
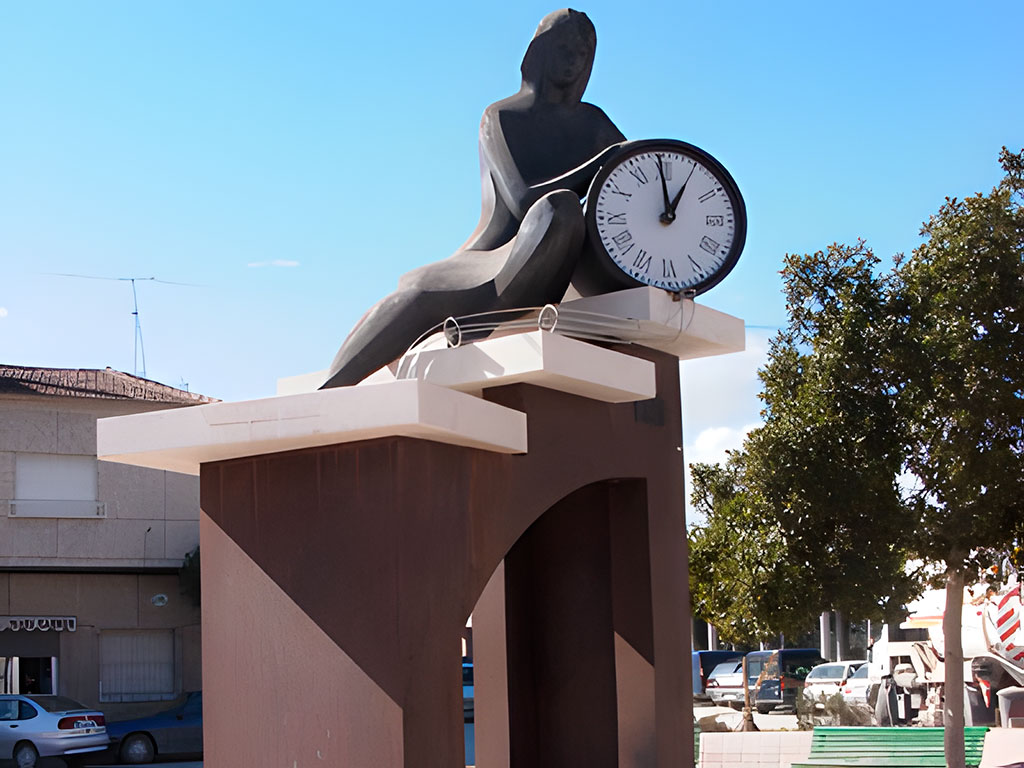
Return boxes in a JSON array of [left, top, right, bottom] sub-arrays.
[[573, 138, 747, 297]]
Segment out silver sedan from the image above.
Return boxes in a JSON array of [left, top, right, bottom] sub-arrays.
[[0, 695, 109, 768]]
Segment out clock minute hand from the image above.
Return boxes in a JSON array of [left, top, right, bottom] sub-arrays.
[[657, 155, 674, 224], [669, 161, 699, 216]]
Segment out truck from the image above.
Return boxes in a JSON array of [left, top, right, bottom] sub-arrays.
[[868, 577, 1024, 726]]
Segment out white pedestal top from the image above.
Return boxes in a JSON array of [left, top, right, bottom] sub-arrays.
[[99, 332, 659, 474], [99, 379, 528, 475], [99, 291, 744, 474]]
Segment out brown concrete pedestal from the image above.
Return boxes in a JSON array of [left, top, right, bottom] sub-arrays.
[[99, 316, 736, 767], [196, 347, 691, 768]]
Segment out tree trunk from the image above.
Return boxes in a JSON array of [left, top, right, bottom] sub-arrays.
[[819, 612, 832, 661], [943, 565, 966, 768], [835, 610, 850, 660]]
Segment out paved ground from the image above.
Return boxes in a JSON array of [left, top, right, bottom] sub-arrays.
[[64, 708, 780, 768]]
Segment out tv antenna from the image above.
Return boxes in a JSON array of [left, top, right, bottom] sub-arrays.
[[46, 273, 198, 378]]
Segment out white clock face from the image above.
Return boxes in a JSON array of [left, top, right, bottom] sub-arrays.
[[592, 148, 740, 292]]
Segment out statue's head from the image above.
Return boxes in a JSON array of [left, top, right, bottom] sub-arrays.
[[521, 9, 596, 101]]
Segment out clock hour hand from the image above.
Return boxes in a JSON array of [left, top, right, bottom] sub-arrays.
[[657, 154, 674, 224], [669, 160, 699, 216]]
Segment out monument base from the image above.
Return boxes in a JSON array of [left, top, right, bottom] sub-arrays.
[[99, 302, 745, 767]]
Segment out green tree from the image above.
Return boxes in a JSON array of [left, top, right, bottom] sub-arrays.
[[689, 150, 1022, 768], [744, 242, 919, 628], [689, 243, 920, 644], [889, 148, 1024, 768], [688, 453, 805, 644]]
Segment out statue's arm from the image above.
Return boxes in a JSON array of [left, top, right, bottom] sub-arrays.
[[480, 106, 625, 221]]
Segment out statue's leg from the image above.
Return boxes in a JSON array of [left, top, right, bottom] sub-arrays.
[[323, 288, 457, 388], [321, 190, 584, 389], [493, 189, 585, 308]]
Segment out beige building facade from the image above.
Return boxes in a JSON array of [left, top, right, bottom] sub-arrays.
[[0, 366, 213, 717]]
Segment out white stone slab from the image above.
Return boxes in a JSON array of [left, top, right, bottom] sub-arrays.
[[98, 379, 527, 475], [396, 330, 657, 403], [560, 287, 745, 360]]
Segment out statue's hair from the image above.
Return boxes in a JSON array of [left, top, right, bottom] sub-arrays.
[[520, 8, 596, 102]]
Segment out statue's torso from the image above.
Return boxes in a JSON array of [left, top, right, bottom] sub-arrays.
[[499, 102, 616, 185]]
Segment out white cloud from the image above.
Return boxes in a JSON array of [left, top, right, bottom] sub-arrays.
[[680, 328, 772, 526], [0, 307, 7, 318], [687, 423, 760, 468], [247, 260, 301, 268], [680, 328, 771, 440]]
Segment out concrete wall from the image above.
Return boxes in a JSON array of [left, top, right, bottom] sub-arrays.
[[698, 732, 814, 768], [0, 395, 199, 569], [0, 570, 201, 718]]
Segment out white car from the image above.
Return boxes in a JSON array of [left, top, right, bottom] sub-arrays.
[[840, 663, 871, 705], [705, 660, 745, 708], [802, 660, 866, 707], [0, 694, 108, 768]]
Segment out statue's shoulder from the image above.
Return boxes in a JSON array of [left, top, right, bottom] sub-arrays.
[[578, 101, 615, 123], [578, 101, 625, 144], [481, 93, 532, 128]]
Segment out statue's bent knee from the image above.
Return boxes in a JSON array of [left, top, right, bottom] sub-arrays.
[[528, 189, 584, 230], [495, 191, 585, 302]]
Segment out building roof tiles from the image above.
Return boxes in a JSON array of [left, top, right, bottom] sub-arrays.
[[0, 365, 217, 404]]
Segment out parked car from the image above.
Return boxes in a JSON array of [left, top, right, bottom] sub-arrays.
[[105, 691, 202, 764], [705, 660, 745, 708], [743, 650, 773, 698], [802, 660, 866, 708], [840, 662, 872, 705], [754, 648, 825, 714], [691, 651, 743, 701], [0, 694, 108, 768], [463, 660, 474, 722]]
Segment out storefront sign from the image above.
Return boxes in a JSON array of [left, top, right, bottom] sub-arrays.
[[0, 616, 77, 632]]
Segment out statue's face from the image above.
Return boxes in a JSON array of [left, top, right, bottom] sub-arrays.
[[546, 29, 592, 88]]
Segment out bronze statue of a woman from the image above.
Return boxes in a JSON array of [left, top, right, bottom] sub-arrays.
[[322, 9, 624, 388]]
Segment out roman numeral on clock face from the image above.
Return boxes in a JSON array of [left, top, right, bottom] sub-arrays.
[[609, 180, 632, 198], [628, 166, 648, 185], [612, 230, 633, 248], [632, 249, 651, 272], [700, 236, 720, 255], [606, 212, 627, 226], [698, 189, 717, 203], [662, 259, 677, 279]]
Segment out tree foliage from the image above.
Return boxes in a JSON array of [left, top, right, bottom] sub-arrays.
[[688, 453, 803, 644], [888, 148, 1024, 768], [892, 147, 1024, 570], [687, 148, 1024, 740], [745, 242, 919, 624], [689, 243, 919, 644]]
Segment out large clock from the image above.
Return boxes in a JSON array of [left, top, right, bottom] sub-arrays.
[[572, 139, 747, 296]]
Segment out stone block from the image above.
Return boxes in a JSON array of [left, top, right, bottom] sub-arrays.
[[0, 408, 58, 452], [0, 452, 15, 498], [57, 518, 150, 560], [57, 410, 96, 454], [164, 471, 199, 521], [143, 520, 166, 560], [165, 520, 198, 561], [98, 461, 165, 520], [0, 516, 58, 558]]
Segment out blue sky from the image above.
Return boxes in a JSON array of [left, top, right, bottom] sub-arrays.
[[2, 0, 1021, 475]]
